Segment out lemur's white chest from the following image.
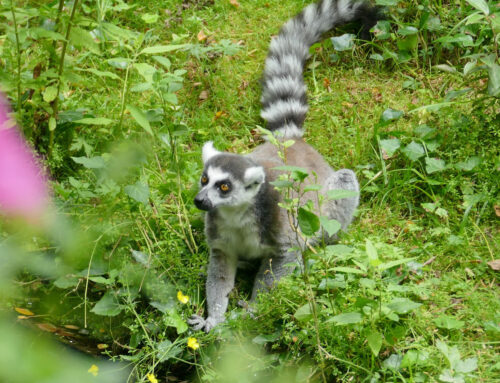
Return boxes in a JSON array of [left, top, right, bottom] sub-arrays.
[[209, 207, 270, 259]]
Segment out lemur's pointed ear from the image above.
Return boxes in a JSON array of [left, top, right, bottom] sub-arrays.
[[202, 141, 220, 163], [244, 166, 265, 186]]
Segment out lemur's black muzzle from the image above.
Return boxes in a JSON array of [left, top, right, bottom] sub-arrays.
[[194, 190, 213, 211]]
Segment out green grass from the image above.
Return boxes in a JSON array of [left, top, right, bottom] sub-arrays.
[[0, 0, 499, 382]]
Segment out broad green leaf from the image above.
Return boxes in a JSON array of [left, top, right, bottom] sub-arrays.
[[273, 165, 309, 182], [318, 276, 346, 290], [387, 298, 421, 314], [152, 55, 171, 69], [294, 303, 312, 322], [164, 310, 188, 334], [434, 315, 465, 330], [436, 34, 474, 47], [487, 63, 500, 97], [124, 181, 150, 204], [91, 291, 122, 316], [133, 63, 156, 82], [466, 0, 489, 15], [398, 34, 418, 51], [402, 141, 425, 161], [140, 44, 187, 55], [425, 157, 446, 174], [367, 331, 383, 356], [131, 250, 149, 266], [455, 156, 481, 171], [127, 105, 153, 135], [455, 358, 478, 373], [73, 117, 114, 125], [330, 33, 355, 51], [252, 332, 280, 345], [332, 266, 365, 274], [328, 312, 363, 325], [54, 275, 79, 289], [89, 276, 113, 285], [71, 156, 105, 169], [401, 350, 430, 368], [365, 239, 379, 264], [379, 138, 400, 157], [380, 108, 403, 123], [378, 257, 416, 271], [326, 189, 359, 200], [319, 216, 341, 237], [107, 58, 130, 69], [84, 68, 121, 80], [157, 340, 182, 362], [298, 207, 320, 236], [141, 13, 158, 24], [383, 354, 402, 370], [43, 86, 58, 103], [436, 339, 461, 369], [269, 179, 294, 189], [398, 26, 418, 36], [70, 27, 100, 54], [48, 117, 56, 132]]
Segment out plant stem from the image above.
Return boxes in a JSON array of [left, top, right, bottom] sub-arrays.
[[49, 0, 80, 156], [10, 1, 22, 115]]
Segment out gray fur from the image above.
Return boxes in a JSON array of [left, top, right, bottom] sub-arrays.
[[189, 0, 379, 332]]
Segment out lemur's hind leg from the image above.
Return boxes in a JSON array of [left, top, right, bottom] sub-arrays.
[[251, 252, 299, 301], [324, 169, 359, 238]]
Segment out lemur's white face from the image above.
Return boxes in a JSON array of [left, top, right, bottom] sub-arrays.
[[194, 142, 265, 211]]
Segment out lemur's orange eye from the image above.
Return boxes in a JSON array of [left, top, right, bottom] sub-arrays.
[[220, 183, 230, 192], [201, 176, 208, 184]]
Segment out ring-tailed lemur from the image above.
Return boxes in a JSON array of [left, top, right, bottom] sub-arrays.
[[188, 0, 381, 332]]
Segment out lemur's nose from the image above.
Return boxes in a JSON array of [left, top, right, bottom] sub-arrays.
[[194, 191, 212, 211]]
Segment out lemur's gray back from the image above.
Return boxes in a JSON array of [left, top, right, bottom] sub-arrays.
[[261, 0, 381, 138]]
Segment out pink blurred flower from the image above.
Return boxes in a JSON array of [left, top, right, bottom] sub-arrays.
[[0, 93, 49, 221]]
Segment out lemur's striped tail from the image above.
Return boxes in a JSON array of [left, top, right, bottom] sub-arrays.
[[261, 0, 381, 139]]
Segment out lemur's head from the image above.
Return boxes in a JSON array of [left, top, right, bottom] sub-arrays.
[[194, 142, 266, 211]]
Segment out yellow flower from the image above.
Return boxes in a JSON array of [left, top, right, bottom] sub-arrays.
[[187, 337, 200, 350], [88, 364, 99, 376], [147, 373, 158, 383], [177, 291, 189, 304]]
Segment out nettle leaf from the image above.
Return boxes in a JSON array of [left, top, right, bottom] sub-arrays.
[[466, 0, 489, 15], [455, 156, 482, 171], [434, 314, 465, 330], [141, 13, 158, 24], [294, 303, 312, 322], [367, 331, 383, 356], [387, 298, 421, 314], [298, 208, 320, 236], [327, 189, 359, 200], [274, 165, 309, 182], [365, 239, 379, 265], [330, 33, 355, 51], [398, 26, 418, 36], [383, 354, 403, 370], [487, 63, 500, 97], [455, 357, 478, 374], [73, 117, 114, 125], [157, 340, 182, 362], [43, 86, 58, 103], [124, 181, 150, 204], [328, 312, 363, 325], [332, 266, 365, 274], [380, 108, 403, 123], [91, 291, 122, 316], [131, 250, 150, 267], [379, 138, 400, 157], [127, 105, 153, 135], [377, 257, 416, 272], [402, 141, 425, 161], [71, 156, 105, 169], [401, 350, 430, 368], [139, 44, 187, 55], [319, 216, 341, 237], [425, 157, 446, 174]]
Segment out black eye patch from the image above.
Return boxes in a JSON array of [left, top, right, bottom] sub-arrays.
[[215, 180, 231, 194]]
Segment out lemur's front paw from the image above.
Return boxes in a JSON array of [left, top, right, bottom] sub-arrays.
[[187, 315, 221, 332]]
